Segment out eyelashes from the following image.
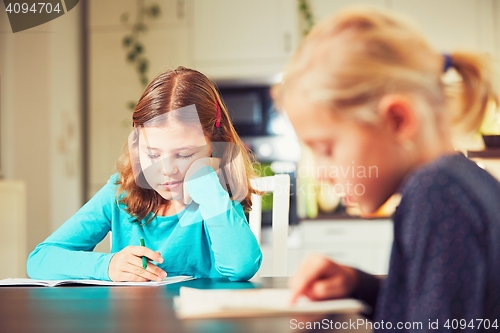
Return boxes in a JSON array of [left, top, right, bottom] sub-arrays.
[[147, 153, 195, 160], [176, 154, 195, 160]]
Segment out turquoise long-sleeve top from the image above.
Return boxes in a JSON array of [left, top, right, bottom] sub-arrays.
[[27, 167, 262, 281]]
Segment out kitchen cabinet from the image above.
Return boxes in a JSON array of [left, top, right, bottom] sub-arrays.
[[301, 219, 393, 275], [0, 181, 27, 278], [191, 0, 298, 79], [258, 219, 393, 276], [311, 0, 387, 22], [87, 0, 192, 197], [89, 30, 140, 196], [390, 0, 496, 54], [495, 0, 500, 57], [89, 0, 189, 29], [311, 0, 496, 55]]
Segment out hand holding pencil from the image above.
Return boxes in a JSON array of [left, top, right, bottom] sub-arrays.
[[140, 238, 148, 269], [108, 244, 167, 282]]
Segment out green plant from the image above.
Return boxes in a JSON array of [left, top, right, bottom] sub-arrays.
[[121, 0, 161, 110], [298, 0, 315, 36]]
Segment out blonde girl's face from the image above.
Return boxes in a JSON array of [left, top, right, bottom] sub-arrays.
[[138, 121, 210, 201], [284, 94, 404, 214]]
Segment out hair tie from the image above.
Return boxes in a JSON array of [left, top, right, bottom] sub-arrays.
[[443, 54, 453, 72], [215, 100, 221, 128]]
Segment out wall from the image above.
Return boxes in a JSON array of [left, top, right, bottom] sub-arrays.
[[0, 5, 83, 264]]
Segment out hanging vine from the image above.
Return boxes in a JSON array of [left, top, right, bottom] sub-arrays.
[[298, 0, 315, 36], [121, 0, 161, 110]]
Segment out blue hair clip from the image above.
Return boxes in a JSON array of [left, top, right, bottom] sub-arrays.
[[443, 54, 453, 72]]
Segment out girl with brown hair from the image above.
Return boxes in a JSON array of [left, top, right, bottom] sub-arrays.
[[28, 67, 262, 282], [276, 6, 500, 331]]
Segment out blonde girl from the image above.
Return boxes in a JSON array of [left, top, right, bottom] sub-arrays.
[[276, 6, 500, 329]]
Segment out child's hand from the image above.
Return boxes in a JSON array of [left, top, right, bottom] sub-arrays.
[[289, 254, 359, 304], [183, 157, 221, 205], [108, 246, 167, 282]]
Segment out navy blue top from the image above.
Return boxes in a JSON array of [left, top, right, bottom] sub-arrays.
[[352, 153, 500, 332]]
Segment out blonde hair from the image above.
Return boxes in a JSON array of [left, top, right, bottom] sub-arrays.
[[275, 6, 499, 138], [116, 67, 258, 222]]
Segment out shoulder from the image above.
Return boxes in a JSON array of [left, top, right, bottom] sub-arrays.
[[399, 153, 498, 206], [96, 173, 121, 197], [108, 173, 120, 185], [395, 153, 499, 236], [65, 173, 129, 224]]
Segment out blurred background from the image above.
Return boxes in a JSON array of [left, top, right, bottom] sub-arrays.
[[1, 0, 499, 278]]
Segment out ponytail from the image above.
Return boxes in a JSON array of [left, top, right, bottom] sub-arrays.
[[448, 52, 499, 132], [277, 5, 499, 139]]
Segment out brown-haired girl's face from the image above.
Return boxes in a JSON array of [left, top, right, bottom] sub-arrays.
[[283, 92, 403, 214], [138, 121, 210, 201]]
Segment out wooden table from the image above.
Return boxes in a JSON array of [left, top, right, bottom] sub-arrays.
[[0, 277, 372, 333]]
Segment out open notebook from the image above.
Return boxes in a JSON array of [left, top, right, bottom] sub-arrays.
[[0, 276, 193, 287], [174, 287, 368, 319]]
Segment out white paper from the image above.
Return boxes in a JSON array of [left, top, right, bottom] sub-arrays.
[[174, 287, 367, 319], [0, 276, 194, 287]]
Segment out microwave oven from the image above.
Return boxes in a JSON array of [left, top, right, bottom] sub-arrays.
[[217, 79, 282, 137], [216, 78, 300, 162], [217, 78, 300, 225]]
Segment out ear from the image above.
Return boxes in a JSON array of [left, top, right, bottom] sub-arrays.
[[377, 94, 419, 142], [205, 138, 213, 157]]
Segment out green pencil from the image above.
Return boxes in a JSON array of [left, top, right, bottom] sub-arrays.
[[140, 238, 147, 269]]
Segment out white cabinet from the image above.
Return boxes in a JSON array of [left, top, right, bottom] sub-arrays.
[[89, 0, 189, 29], [390, 0, 496, 54], [311, 0, 496, 55], [88, 0, 192, 197], [258, 220, 393, 276], [0, 181, 27, 278], [301, 219, 393, 275], [311, 0, 387, 22], [494, 0, 500, 57], [191, 0, 298, 78], [89, 29, 140, 196]]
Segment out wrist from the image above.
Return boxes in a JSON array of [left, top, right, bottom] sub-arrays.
[[343, 266, 360, 295]]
